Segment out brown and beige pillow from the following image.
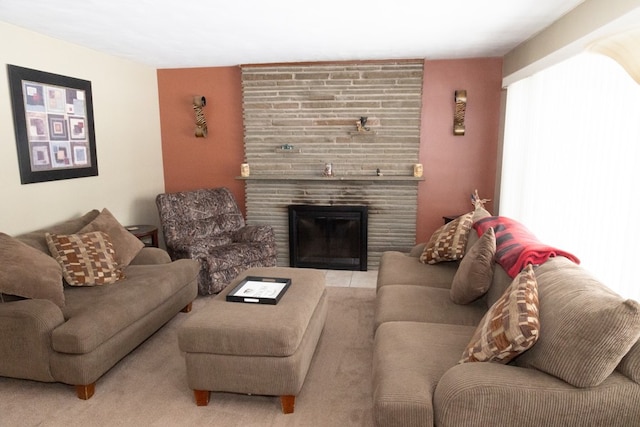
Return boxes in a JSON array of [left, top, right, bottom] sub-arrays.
[[46, 231, 124, 287], [460, 264, 539, 364], [420, 212, 473, 264], [79, 208, 144, 267], [0, 233, 65, 307], [450, 227, 496, 304]]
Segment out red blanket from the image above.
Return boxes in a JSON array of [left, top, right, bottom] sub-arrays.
[[474, 216, 580, 278]]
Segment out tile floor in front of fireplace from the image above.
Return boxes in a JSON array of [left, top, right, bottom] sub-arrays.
[[322, 269, 378, 289]]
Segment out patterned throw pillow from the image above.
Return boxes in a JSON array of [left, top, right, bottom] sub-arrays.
[[420, 212, 473, 264], [450, 227, 496, 304], [79, 208, 144, 267], [460, 264, 539, 363], [46, 231, 124, 286]]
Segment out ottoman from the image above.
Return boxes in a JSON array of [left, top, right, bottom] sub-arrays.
[[178, 267, 328, 414]]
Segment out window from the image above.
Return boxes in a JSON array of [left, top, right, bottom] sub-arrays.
[[500, 52, 640, 301]]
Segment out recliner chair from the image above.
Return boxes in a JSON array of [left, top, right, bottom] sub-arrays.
[[156, 187, 277, 295]]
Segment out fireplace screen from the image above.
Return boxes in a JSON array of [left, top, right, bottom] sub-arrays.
[[288, 205, 368, 271]]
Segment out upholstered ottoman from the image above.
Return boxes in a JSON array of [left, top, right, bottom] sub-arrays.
[[178, 267, 327, 414]]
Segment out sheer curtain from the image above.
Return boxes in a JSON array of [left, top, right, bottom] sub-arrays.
[[500, 52, 640, 301]]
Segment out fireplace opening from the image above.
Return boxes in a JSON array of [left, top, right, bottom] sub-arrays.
[[288, 205, 368, 271]]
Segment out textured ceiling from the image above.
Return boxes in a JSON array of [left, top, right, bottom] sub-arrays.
[[0, 0, 585, 69]]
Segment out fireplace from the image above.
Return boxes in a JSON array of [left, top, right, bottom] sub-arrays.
[[288, 205, 368, 271]]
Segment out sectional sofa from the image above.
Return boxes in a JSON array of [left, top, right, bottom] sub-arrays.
[[373, 208, 640, 426]]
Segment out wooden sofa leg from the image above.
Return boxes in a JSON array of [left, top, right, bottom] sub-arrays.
[[280, 395, 295, 414], [194, 389, 210, 406], [75, 383, 95, 400], [181, 302, 193, 313]]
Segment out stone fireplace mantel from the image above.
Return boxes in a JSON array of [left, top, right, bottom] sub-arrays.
[[236, 175, 424, 182]]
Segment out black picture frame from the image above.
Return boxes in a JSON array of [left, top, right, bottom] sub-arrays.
[[7, 65, 98, 184]]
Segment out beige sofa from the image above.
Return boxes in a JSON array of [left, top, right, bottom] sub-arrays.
[[373, 211, 640, 426], [0, 209, 200, 399]]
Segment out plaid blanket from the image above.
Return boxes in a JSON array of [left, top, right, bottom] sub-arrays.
[[474, 216, 580, 278]]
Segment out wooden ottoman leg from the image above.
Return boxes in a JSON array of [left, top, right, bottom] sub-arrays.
[[194, 389, 210, 406], [280, 395, 295, 414]]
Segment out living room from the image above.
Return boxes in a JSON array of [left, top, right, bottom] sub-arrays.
[[1, 0, 640, 425]]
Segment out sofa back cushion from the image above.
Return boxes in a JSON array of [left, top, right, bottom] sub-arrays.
[[16, 209, 100, 254], [78, 208, 144, 268], [515, 257, 640, 388], [617, 340, 640, 383]]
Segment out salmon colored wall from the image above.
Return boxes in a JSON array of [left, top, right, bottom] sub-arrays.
[[417, 58, 503, 243], [157, 66, 246, 213], [157, 59, 503, 243]]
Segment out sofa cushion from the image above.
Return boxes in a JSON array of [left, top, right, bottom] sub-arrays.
[[420, 212, 473, 264], [450, 227, 496, 304], [375, 285, 487, 331], [15, 210, 100, 254], [46, 231, 124, 286], [373, 321, 477, 427], [52, 259, 199, 354], [460, 264, 539, 364], [377, 251, 458, 290], [0, 233, 65, 308], [516, 257, 640, 388], [79, 208, 144, 267]]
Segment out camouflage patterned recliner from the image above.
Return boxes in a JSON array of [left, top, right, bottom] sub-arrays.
[[156, 187, 277, 295]]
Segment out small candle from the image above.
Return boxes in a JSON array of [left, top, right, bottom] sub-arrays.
[[413, 163, 423, 177], [241, 163, 250, 177]]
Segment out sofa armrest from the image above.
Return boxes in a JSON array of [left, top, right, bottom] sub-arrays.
[[233, 225, 275, 244], [129, 247, 171, 265], [0, 299, 65, 382], [434, 362, 640, 426]]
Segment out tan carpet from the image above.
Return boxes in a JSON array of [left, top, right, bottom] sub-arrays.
[[0, 286, 375, 427]]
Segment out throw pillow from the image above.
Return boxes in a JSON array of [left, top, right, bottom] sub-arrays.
[[79, 208, 144, 267], [0, 233, 65, 307], [460, 264, 539, 364], [46, 231, 125, 286], [515, 257, 640, 388], [420, 212, 474, 264], [450, 227, 496, 304]]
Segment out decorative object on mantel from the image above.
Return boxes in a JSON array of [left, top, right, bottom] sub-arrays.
[[376, 168, 383, 176], [7, 65, 99, 184], [193, 96, 207, 138], [588, 28, 640, 85], [471, 189, 490, 209], [413, 163, 423, 178], [454, 90, 467, 136], [323, 162, 334, 177], [356, 116, 370, 132], [240, 163, 250, 177]]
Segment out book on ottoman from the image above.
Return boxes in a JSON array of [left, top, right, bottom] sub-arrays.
[[226, 276, 291, 305]]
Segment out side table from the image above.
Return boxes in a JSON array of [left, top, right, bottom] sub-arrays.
[[126, 224, 159, 248]]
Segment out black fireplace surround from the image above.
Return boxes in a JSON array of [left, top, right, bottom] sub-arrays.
[[288, 205, 368, 271]]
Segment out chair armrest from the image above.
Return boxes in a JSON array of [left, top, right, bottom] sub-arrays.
[[129, 247, 171, 265], [233, 225, 275, 243], [434, 362, 640, 426], [0, 298, 65, 382]]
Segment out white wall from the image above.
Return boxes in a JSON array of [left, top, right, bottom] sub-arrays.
[[502, 0, 640, 86], [0, 22, 165, 235]]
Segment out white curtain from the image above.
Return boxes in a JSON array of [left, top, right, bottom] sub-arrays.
[[500, 52, 640, 301]]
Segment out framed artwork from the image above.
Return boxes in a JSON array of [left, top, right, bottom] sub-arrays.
[[7, 65, 98, 184]]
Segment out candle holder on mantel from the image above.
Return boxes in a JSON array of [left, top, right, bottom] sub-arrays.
[[323, 162, 334, 177]]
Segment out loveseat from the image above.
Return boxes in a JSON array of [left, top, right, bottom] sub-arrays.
[[373, 208, 640, 426], [0, 209, 200, 399]]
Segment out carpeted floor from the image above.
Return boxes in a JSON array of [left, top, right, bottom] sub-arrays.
[[0, 286, 376, 427]]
